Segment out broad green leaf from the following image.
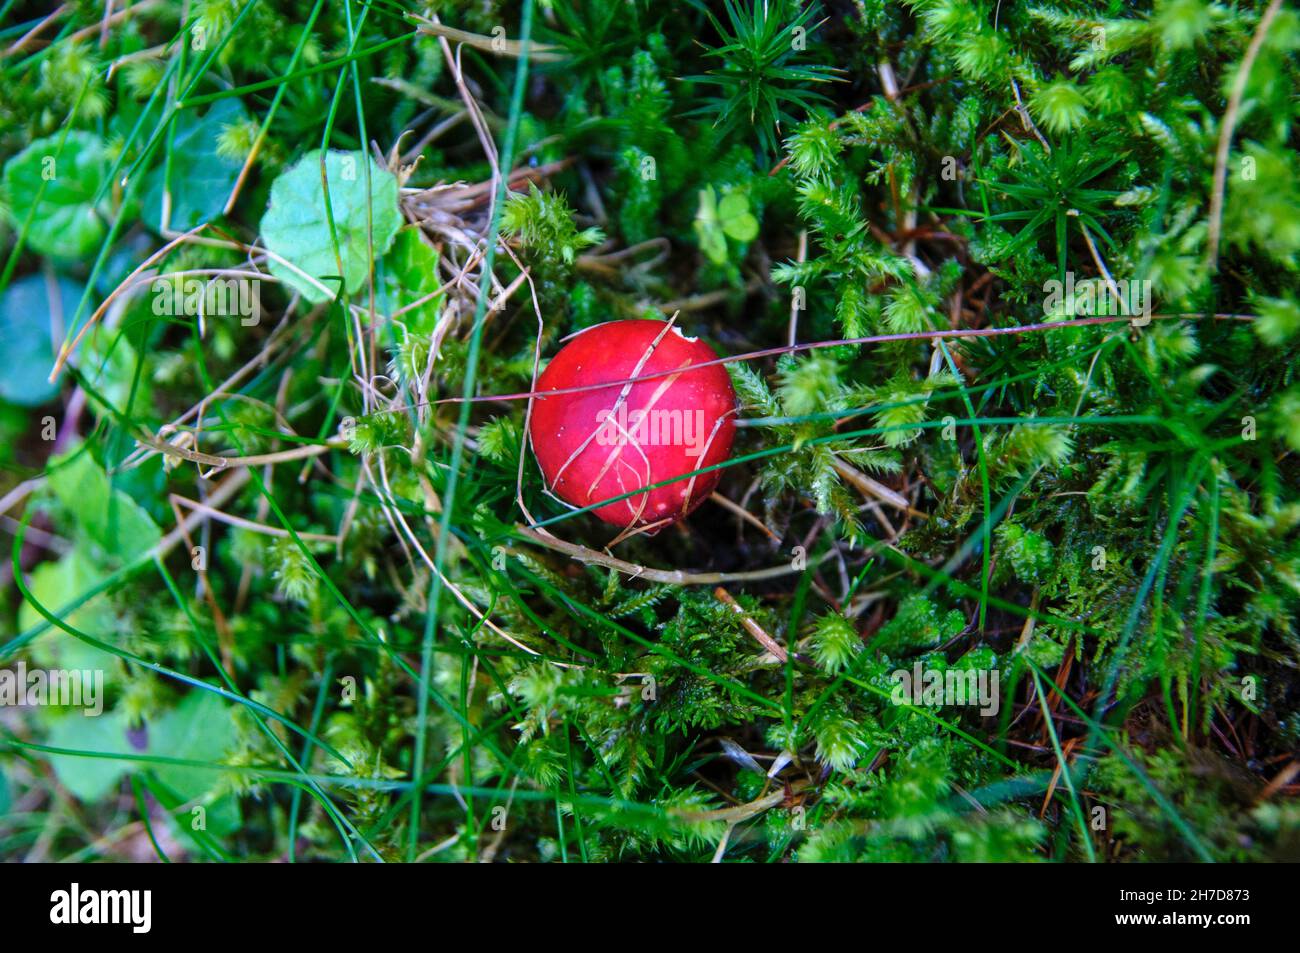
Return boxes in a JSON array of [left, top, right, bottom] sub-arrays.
[[47, 709, 137, 803], [150, 692, 243, 846], [2, 132, 111, 259], [375, 225, 442, 334], [0, 273, 80, 406], [141, 99, 249, 233], [18, 548, 120, 677], [15, 520, 134, 734], [149, 692, 239, 808], [45, 693, 239, 811], [47, 448, 162, 563], [260, 149, 402, 304]]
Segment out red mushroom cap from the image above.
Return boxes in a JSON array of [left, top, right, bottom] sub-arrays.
[[528, 319, 737, 529]]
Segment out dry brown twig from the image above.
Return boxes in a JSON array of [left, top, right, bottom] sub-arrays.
[[713, 587, 789, 662], [513, 523, 836, 587], [405, 13, 564, 61]]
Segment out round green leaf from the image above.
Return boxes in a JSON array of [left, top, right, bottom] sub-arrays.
[[260, 149, 402, 304], [0, 273, 82, 406], [2, 132, 111, 259], [141, 99, 249, 233]]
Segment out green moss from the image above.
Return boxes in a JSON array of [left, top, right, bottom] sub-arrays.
[[1, 0, 1297, 864]]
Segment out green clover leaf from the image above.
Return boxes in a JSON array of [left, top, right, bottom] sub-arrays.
[[693, 185, 758, 265]]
